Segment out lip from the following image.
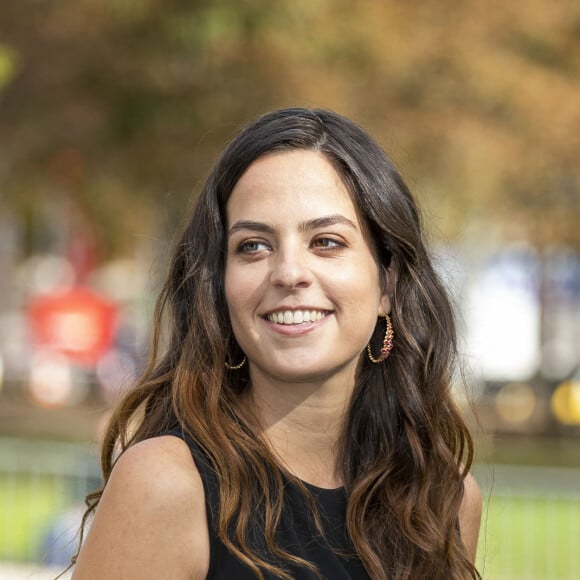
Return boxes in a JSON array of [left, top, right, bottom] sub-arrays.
[[261, 309, 333, 336], [262, 306, 331, 316]]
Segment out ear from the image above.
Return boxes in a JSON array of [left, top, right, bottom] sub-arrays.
[[377, 259, 397, 317], [378, 294, 391, 318]]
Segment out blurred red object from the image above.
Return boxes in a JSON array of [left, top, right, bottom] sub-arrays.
[[28, 286, 117, 366]]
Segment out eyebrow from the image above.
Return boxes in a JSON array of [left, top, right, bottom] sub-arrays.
[[228, 214, 359, 236]]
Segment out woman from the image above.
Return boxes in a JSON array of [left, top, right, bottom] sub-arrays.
[[71, 108, 481, 579]]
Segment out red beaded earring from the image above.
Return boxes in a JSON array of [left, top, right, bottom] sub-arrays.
[[366, 314, 394, 363]]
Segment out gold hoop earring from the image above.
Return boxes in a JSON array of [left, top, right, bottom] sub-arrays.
[[367, 314, 394, 363], [225, 356, 246, 370]]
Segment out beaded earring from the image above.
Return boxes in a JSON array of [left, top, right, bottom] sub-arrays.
[[366, 314, 394, 363]]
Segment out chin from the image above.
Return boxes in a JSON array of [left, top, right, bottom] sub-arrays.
[[276, 369, 332, 384], [255, 356, 357, 385]]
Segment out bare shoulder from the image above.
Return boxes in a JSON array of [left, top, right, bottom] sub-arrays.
[[108, 435, 204, 497], [106, 435, 205, 511], [459, 471, 482, 563], [73, 435, 209, 580]]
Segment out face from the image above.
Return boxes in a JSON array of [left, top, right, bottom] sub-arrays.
[[224, 150, 390, 386]]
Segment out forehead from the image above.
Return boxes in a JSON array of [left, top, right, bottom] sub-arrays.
[[226, 150, 361, 225]]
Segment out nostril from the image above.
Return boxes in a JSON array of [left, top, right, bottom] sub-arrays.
[[270, 265, 312, 289]]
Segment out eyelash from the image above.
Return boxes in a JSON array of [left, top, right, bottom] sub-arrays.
[[236, 240, 270, 254], [235, 236, 346, 255], [311, 237, 344, 250]]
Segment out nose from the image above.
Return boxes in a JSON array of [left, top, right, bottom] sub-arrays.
[[269, 248, 313, 289]]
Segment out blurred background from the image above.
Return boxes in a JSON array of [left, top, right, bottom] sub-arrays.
[[0, 1, 579, 578]]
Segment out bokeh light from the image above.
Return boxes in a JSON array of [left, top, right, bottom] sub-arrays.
[[495, 382, 537, 424], [551, 379, 580, 426]]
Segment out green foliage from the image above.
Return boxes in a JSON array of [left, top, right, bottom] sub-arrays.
[[0, 474, 69, 562], [0, 44, 17, 92]]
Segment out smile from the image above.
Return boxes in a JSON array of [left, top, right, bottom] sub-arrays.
[[265, 309, 330, 325]]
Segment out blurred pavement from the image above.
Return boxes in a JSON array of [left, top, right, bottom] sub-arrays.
[[0, 563, 69, 579]]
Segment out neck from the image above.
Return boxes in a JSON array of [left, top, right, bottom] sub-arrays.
[[246, 366, 357, 489]]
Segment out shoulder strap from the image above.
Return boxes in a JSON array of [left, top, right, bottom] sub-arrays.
[[163, 426, 219, 520], [161, 426, 221, 578]]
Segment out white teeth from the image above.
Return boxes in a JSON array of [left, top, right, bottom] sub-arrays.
[[267, 310, 327, 325]]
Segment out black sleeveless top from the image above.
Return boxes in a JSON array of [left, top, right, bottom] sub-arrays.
[[164, 427, 370, 579]]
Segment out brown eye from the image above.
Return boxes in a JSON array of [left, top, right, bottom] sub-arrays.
[[312, 237, 343, 249]]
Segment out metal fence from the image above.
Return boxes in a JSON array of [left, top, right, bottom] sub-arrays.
[[0, 437, 100, 570], [474, 464, 580, 579], [1, 438, 580, 579]]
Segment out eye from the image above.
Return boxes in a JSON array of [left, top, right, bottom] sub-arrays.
[[311, 237, 344, 250], [236, 240, 270, 254]]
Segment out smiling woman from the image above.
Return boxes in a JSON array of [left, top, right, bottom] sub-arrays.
[[225, 151, 389, 388], [69, 109, 482, 580]]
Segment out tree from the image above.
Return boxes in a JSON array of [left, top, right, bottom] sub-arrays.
[[0, 0, 578, 256]]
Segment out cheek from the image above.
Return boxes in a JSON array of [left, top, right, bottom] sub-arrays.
[[224, 265, 260, 323], [224, 269, 242, 321], [333, 258, 382, 308]]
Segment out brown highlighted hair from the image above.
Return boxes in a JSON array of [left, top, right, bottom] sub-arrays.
[[73, 109, 480, 579]]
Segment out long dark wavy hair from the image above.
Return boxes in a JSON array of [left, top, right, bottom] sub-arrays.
[[73, 108, 480, 579]]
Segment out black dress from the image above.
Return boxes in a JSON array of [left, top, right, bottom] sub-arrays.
[[164, 427, 370, 579]]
